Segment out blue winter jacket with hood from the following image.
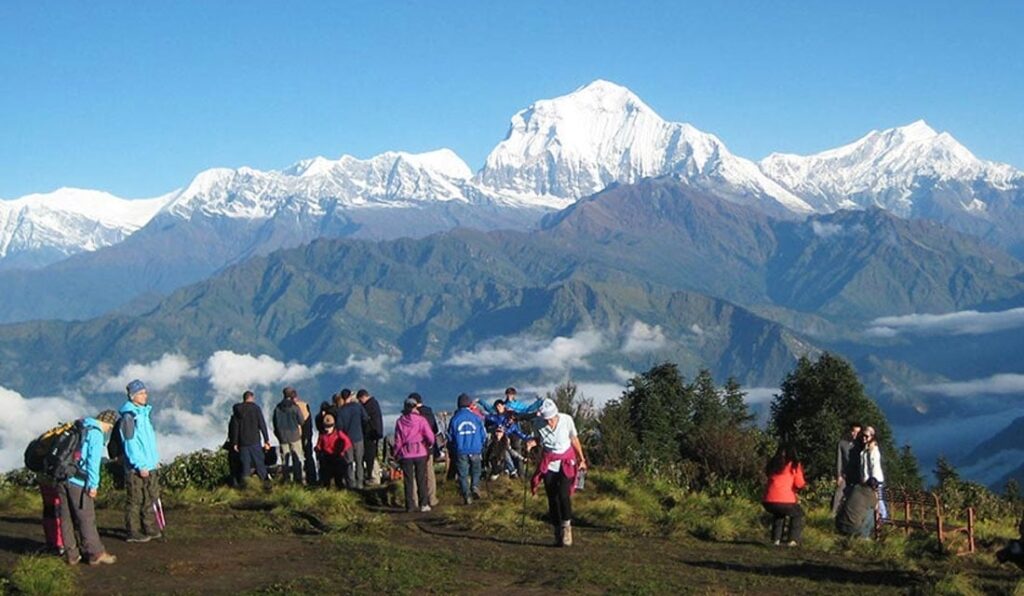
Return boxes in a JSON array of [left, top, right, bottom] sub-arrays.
[[68, 417, 106, 490], [119, 400, 160, 472]]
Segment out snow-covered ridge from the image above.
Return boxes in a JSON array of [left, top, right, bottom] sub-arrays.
[[475, 79, 814, 213], [0, 188, 172, 265], [760, 120, 1023, 214], [164, 149, 474, 219]]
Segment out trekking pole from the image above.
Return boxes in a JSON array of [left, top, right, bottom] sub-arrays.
[[519, 455, 530, 545]]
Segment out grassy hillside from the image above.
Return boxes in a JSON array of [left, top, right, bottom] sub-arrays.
[[1, 467, 1020, 595]]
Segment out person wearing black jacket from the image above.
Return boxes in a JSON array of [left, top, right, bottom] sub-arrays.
[[357, 389, 384, 485], [336, 390, 369, 489], [230, 391, 272, 487]]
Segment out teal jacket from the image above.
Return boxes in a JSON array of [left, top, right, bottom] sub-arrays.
[[119, 400, 160, 472], [69, 418, 105, 490]]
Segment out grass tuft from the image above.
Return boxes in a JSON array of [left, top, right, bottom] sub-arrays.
[[9, 555, 79, 596]]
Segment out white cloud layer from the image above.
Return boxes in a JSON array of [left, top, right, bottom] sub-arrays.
[[445, 330, 606, 373], [0, 386, 87, 471], [205, 350, 328, 410], [95, 353, 199, 394], [866, 307, 1024, 338], [621, 321, 669, 355], [917, 373, 1024, 397]]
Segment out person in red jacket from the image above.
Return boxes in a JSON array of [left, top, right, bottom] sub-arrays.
[[762, 445, 806, 546], [315, 413, 352, 488]]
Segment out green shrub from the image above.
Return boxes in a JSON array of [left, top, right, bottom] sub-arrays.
[[9, 555, 78, 595], [160, 449, 231, 490]]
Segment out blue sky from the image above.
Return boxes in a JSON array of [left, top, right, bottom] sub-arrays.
[[1, 1, 1022, 198]]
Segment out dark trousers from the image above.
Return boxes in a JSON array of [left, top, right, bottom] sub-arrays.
[[544, 470, 573, 526], [238, 445, 269, 485], [125, 471, 160, 538], [59, 482, 105, 560], [363, 439, 379, 484], [303, 435, 318, 486], [320, 457, 346, 489], [400, 456, 428, 511], [763, 502, 805, 543]]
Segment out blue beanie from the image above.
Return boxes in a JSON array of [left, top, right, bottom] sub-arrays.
[[126, 379, 146, 398]]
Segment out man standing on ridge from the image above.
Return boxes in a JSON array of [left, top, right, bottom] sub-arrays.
[[230, 390, 273, 488], [449, 393, 487, 505], [832, 422, 862, 516], [273, 387, 305, 484], [294, 390, 316, 486], [357, 389, 384, 486], [59, 409, 119, 565], [119, 379, 163, 543], [336, 389, 369, 489]]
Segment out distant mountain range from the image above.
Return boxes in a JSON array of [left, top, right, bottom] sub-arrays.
[[3, 80, 1023, 324]]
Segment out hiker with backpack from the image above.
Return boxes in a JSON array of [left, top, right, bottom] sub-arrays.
[[230, 390, 273, 488], [527, 398, 587, 547], [484, 400, 530, 480], [59, 409, 120, 565], [273, 387, 305, 484], [335, 388, 369, 489], [118, 379, 163, 543], [357, 389, 384, 486], [393, 396, 436, 512], [449, 393, 487, 505], [762, 445, 807, 547]]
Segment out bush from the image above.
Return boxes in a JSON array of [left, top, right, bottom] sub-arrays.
[[9, 555, 78, 595], [160, 449, 231, 490]]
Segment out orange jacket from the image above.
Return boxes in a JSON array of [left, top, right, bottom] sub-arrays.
[[762, 462, 806, 504]]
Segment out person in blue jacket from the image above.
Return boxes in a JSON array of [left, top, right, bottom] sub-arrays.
[[59, 410, 119, 565], [448, 393, 487, 505], [484, 400, 530, 479], [119, 379, 163, 542], [479, 387, 544, 416]]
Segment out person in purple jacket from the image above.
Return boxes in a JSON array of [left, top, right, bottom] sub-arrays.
[[393, 397, 437, 512]]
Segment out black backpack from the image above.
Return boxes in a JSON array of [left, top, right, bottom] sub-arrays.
[[24, 421, 76, 473], [107, 414, 131, 461], [27, 420, 87, 482]]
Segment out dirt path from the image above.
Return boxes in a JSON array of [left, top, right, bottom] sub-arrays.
[[0, 505, 1015, 594]]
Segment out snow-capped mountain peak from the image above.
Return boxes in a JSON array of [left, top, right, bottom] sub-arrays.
[[0, 187, 172, 268], [474, 79, 811, 214], [163, 149, 475, 220], [760, 121, 1022, 214]]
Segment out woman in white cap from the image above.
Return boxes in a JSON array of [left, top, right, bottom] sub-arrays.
[[527, 398, 587, 547]]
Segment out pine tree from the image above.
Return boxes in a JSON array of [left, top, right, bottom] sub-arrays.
[[934, 456, 961, 490]]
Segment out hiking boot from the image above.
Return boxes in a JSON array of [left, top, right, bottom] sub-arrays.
[[89, 552, 117, 565], [562, 522, 573, 547], [786, 540, 799, 547], [420, 505, 432, 513], [772, 540, 781, 546], [489, 474, 500, 481], [126, 534, 152, 543], [463, 495, 473, 506], [553, 525, 564, 547], [146, 531, 164, 540], [471, 488, 482, 499], [66, 553, 82, 566]]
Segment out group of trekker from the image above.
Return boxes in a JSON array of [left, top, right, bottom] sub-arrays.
[[227, 384, 586, 547], [35, 380, 163, 566], [760, 422, 887, 546]]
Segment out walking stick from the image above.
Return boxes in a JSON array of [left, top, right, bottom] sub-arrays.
[[519, 455, 530, 545]]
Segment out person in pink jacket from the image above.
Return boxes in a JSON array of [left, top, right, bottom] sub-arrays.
[[393, 397, 436, 512]]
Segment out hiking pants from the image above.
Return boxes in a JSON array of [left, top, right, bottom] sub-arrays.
[[400, 456, 428, 511], [424, 453, 439, 506], [763, 502, 805, 543], [344, 440, 365, 489], [126, 470, 160, 538], [39, 483, 63, 550], [238, 445, 269, 485], [303, 434, 318, 486], [279, 441, 304, 483], [363, 439, 379, 485], [544, 470, 573, 527], [320, 457, 346, 489], [59, 482, 105, 560], [455, 453, 482, 498]]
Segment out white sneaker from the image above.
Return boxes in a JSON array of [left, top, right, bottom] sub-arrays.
[[489, 474, 500, 481], [420, 505, 432, 512]]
